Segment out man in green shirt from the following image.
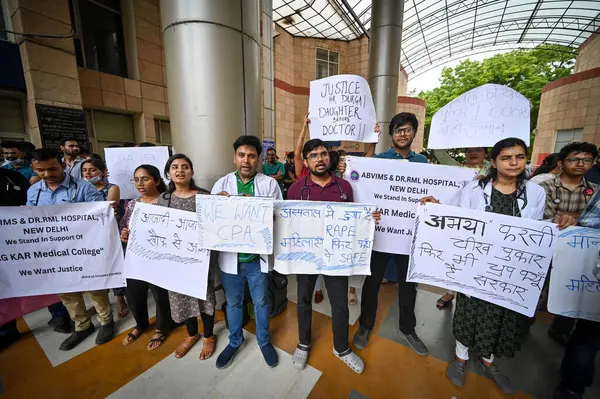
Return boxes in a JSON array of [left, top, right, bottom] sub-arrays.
[[263, 148, 285, 191]]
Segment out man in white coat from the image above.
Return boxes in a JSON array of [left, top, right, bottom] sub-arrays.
[[211, 135, 283, 369]]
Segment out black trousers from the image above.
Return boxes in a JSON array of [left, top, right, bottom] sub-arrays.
[[297, 274, 349, 353], [359, 252, 417, 334], [126, 278, 172, 333], [560, 319, 600, 395]]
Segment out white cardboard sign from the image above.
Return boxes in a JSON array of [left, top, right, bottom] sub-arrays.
[[428, 84, 530, 149], [408, 203, 557, 317], [104, 147, 170, 199], [0, 202, 125, 298], [345, 157, 477, 254], [273, 201, 376, 276], [548, 227, 600, 322], [124, 203, 210, 300], [308, 74, 377, 143]]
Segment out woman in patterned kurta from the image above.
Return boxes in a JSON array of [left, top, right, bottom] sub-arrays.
[[420, 138, 551, 395], [81, 159, 129, 318], [157, 154, 217, 360]]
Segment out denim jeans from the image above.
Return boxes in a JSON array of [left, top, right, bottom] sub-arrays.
[[221, 258, 270, 348], [560, 319, 600, 395]]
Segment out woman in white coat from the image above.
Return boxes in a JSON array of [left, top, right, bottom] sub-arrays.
[[420, 137, 573, 395]]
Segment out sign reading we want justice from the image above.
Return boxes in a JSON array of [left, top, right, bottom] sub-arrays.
[[346, 157, 478, 254]]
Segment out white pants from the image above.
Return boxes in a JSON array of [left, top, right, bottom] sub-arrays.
[[455, 340, 494, 363]]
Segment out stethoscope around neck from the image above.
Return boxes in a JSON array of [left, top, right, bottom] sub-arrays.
[[550, 179, 594, 205], [300, 175, 347, 201], [483, 181, 527, 217], [34, 180, 79, 205]]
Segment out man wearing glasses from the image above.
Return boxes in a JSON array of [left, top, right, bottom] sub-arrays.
[[349, 112, 430, 356], [539, 141, 599, 346]]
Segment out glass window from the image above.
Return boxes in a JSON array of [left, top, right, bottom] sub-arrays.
[[0, 97, 25, 134], [554, 128, 584, 152], [69, 0, 127, 77], [85, 109, 134, 153], [316, 48, 339, 79], [154, 119, 171, 145]]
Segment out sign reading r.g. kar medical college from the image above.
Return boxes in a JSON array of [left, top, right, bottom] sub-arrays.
[[36, 104, 89, 150]]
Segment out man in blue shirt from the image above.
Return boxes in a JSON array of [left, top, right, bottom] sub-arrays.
[[27, 149, 115, 351], [1, 141, 40, 184], [351, 112, 429, 356]]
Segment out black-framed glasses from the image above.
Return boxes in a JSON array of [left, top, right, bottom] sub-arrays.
[[565, 157, 594, 165], [392, 127, 414, 137]]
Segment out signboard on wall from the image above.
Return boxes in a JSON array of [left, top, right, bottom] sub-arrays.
[[36, 104, 89, 151]]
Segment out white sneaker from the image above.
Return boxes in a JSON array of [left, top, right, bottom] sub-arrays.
[[292, 344, 310, 370], [334, 348, 364, 374]]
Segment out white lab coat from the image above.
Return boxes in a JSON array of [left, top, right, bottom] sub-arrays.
[[446, 180, 546, 220], [210, 172, 283, 274]]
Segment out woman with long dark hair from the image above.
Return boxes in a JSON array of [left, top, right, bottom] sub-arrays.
[[81, 159, 130, 318], [120, 165, 172, 350], [420, 138, 547, 394], [529, 153, 561, 184], [157, 154, 217, 360]]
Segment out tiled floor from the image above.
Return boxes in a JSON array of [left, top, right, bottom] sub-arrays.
[[1, 282, 598, 398]]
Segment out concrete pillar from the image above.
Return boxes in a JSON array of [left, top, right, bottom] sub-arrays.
[[160, 0, 261, 189], [368, 0, 404, 154]]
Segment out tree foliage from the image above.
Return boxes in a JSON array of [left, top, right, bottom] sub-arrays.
[[417, 44, 577, 149]]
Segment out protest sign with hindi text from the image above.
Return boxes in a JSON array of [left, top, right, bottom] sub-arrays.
[[428, 84, 530, 149], [104, 146, 170, 199], [308, 75, 377, 143], [274, 201, 376, 276], [548, 227, 600, 322], [196, 195, 274, 254], [408, 204, 557, 317], [345, 157, 477, 254], [124, 202, 210, 300], [0, 202, 125, 299]]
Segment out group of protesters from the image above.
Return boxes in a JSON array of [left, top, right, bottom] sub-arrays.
[[1, 110, 599, 399]]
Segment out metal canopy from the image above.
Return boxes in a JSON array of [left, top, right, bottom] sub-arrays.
[[273, 0, 600, 76]]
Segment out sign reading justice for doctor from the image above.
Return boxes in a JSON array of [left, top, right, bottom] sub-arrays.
[[309, 75, 377, 143]]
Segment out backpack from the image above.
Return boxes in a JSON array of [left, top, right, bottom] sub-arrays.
[[268, 270, 288, 318]]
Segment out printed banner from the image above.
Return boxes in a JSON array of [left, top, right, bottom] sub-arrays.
[[408, 203, 557, 317], [308, 74, 377, 143], [196, 195, 274, 255], [0, 202, 125, 299], [345, 157, 478, 254], [428, 84, 530, 149], [273, 201, 376, 276], [548, 227, 600, 322], [104, 146, 170, 199], [124, 202, 210, 299]]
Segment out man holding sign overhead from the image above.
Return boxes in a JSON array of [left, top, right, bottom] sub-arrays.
[[211, 135, 282, 370], [287, 138, 381, 374]]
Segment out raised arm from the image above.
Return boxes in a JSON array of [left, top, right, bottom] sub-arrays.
[[294, 114, 310, 178]]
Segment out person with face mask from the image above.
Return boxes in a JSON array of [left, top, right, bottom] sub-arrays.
[[211, 135, 283, 370], [81, 159, 129, 319], [26, 149, 115, 351], [60, 137, 85, 179], [1, 140, 40, 184]]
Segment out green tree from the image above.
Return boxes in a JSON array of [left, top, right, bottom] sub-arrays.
[[418, 44, 577, 150]]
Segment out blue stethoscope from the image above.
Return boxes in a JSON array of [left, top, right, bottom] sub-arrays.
[[300, 175, 347, 201], [35, 181, 79, 205]]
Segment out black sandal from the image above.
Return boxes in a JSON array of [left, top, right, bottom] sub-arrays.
[[122, 327, 144, 346], [147, 330, 167, 351], [436, 293, 455, 310]]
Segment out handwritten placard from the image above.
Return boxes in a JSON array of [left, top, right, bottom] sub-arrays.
[[428, 84, 530, 149], [104, 147, 170, 199], [124, 203, 210, 300], [0, 202, 125, 299], [548, 227, 600, 322], [408, 203, 557, 317], [273, 201, 376, 276], [345, 157, 478, 254], [308, 74, 377, 143], [196, 195, 274, 255]]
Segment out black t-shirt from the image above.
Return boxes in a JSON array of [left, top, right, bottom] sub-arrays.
[[1, 168, 30, 206], [284, 163, 296, 187]]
